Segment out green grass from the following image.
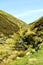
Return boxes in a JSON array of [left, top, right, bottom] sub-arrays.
[[7, 43, 43, 65]]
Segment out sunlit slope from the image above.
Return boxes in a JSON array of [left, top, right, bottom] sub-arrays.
[[0, 10, 27, 35], [0, 10, 27, 28]]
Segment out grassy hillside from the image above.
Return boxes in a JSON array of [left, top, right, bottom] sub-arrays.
[[0, 10, 27, 29], [6, 16, 43, 65], [0, 10, 43, 65], [28, 16, 43, 40], [0, 10, 27, 36]]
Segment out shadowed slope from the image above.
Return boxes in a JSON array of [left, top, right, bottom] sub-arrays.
[[29, 16, 43, 30]]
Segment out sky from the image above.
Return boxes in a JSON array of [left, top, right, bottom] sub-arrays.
[[0, 0, 43, 23]]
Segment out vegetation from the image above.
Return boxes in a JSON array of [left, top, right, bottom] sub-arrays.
[[0, 10, 43, 65]]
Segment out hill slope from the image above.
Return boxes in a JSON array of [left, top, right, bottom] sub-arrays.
[[28, 16, 43, 40], [6, 16, 43, 65], [0, 10, 27, 36], [0, 10, 43, 65]]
